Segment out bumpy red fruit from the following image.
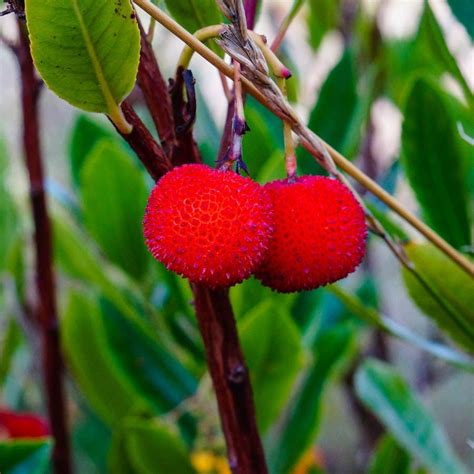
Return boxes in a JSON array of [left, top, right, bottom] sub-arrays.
[[0, 410, 50, 439], [255, 176, 367, 293], [143, 164, 273, 287]]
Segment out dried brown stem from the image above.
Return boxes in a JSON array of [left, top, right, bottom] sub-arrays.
[[16, 19, 72, 474], [192, 285, 268, 474]]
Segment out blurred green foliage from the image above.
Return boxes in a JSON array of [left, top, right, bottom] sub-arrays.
[[1, 1, 473, 473]]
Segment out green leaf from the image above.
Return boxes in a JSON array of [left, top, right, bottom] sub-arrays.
[[367, 435, 411, 474], [268, 324, 356, 474], [62, 292, 143, 426], [415, 3, 472, 105], [69, 115, 115, 187], [0, 439, 52, 474], [113, 417, 196, 474], [239, 300, 305, 433], [382, 3, 473, 107], [99, 298, 197, 415], [299, 49, 368, 174], [0, 139, 19, 270], [402, 243, 474, 354], [327, 284, 474, 371], [81, 139, 149, 280], [62, 292, 197, 429], [447, 0, 474, 39], [163, 0, 222, 33], [307, 0, 341, 51], [401, 77, 471, 249], [25, 0, 140, 127], [0, 319, 23, 388], [355, 359, 468, 474]]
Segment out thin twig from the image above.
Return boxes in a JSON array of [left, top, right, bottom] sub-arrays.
[[132, 0, 473, 277], [15, 19, 72, 474]]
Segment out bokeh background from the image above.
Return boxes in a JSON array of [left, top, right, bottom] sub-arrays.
[[0, 1, 473, 473]]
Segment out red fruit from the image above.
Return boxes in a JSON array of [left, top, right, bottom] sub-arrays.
[[255, 176, 367, 293], [0, 410, 50, 439], [143, 164, 273, 288]]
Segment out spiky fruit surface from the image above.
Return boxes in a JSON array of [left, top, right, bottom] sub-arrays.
[[256, 176, 367, 293], [0, 410, 50, 439], [144, 164, 273, 288]]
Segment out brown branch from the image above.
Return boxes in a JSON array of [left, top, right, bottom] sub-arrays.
[[136, 19, 176, 155], [169, 68, 202, 166], [112, 101, 172, 181], [192, 285, 268, 474], [16, 19, 72, 474]]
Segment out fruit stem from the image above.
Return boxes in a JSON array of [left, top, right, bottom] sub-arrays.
[[270, 0, 305, 52], [277, 77, 297, 180], [192, 285, 268, 474], [249, 31, 292, 79], [177, 25, 223, 71]]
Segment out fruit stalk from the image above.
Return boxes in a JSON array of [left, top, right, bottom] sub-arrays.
[[192, 285, 268, 474], [15, 19, 72, 474]]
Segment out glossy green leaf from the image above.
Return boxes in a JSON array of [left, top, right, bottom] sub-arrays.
[[447, 0, 474, 39], [69, 115, 115, 187], [367, 435, 411, 474], [62, 291, 197, 429], [299, 49, 368, 174], [25, 0, 140, 126], [114, 417, 196, 474], [239, 300, 305, 433], [327, 284, 474, 371], [268, 324, 356, 474], [81, 139, 149, 280], [62, 292, 144, 425], [163, 0, 222, 33], [307, 0, 341, 51], [99, 298, 197, 414], [0, 439, 52, 474], [355, 359, 468, 474], [401, 77, 471, 249], [402, 243, 474, 353]]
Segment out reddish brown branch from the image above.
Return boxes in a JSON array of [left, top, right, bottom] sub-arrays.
[[113, 101, 172, 180], [136, 20, 176, 155], [192, 285, 268, 474], [16, 19, 72, 474]]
